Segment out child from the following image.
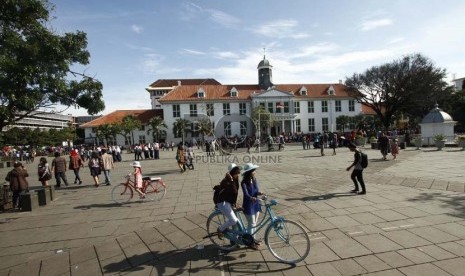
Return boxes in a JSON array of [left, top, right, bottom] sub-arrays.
[[131, 161, 145, 198], [241, 163, 262, 248], [391, 138, 399, 159]]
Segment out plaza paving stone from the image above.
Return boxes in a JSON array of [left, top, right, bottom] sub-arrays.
[[0, 144, 464, 275]]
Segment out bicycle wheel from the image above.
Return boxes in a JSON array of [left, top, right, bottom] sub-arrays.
[[264, 219, 310, 264], [111, 184, 133, 204], [144, 180, 166, 202], [206, 211, 238, 251]]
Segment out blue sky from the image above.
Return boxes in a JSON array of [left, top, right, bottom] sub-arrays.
[[51, 0, 465, 116]]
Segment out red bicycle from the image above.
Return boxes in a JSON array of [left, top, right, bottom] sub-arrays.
[[111, 174, 166, 204]]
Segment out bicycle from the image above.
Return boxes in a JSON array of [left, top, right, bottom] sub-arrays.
[[111, 173, 166, 204], [205, 195, 310, 264]]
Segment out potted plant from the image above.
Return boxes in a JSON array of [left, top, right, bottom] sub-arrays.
[[355, 135, 366, 146], [434, 133, 446, 150], [456, 135, 465, 150]]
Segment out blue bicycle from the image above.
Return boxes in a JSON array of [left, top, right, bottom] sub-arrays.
[[205, 196, 310, 264]]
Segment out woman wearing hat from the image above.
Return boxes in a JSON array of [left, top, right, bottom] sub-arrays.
[[216, 163, 242, 239], [241, 163, 263, 245]]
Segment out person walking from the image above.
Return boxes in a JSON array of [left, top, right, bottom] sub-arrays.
[[38, 157, 52, 187], [51, 151, 69, 188], [176, 144, 186, 173], [241, 163, 263, 248], [391, 138, 400, 159], [378, 133, 390, 160], [6, 162, 29, 210], [346, 143, 366, 195], [88, 151, 102, 187], [154, 142, 160, 159], [101, 149, 114, 185], [69, 149, 84, 184], [331, 132, 338, 155]]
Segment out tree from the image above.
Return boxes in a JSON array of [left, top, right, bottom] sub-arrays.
[[0, 0, 105, 131], [336, 115, 351, 132], [345, 54, 451, 130], [119, 115, 141, 146], [251, 106, 273, 137], [172, 118, 191, 144], [146, 116, 167, 142], [96, 124, 118, 147]]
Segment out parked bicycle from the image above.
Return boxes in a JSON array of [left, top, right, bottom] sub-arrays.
[[111, 174, 166, 204], [205, 195, 310, 264]]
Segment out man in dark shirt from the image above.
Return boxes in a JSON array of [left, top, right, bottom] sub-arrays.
[[51, 151, 69, 187]]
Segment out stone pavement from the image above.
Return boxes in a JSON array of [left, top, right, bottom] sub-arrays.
[[0, 145, 464, 275]]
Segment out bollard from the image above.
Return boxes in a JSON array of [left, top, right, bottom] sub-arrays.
[[35, 189, 47, 206], [20, 193, 39, 212]]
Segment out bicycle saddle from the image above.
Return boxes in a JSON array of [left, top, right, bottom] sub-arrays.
[[142, 177, 161, 181]]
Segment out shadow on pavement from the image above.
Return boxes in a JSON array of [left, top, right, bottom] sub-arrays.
[[73, 202, 129, 210], [102, 244, 296, 275], [407, 192, 465, 218], [287, 192, 357, 202]]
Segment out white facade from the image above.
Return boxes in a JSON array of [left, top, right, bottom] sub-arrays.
[[161, 94, 362, 143]]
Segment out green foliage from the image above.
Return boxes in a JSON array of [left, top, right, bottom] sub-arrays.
[[146, 116, 167, 142], [119, 115, 141, 145], [0, 0, 105, 130], [1, 126, 75, 146], [172, 118, 191, 140], [251, 106, 273, 135], [345, 54, 451, 130], [434, 133, 446, 141]]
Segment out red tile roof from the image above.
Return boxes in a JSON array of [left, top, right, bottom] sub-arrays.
[[361, 103, 378, 115], [147, 78, 221, 88], [159, 83, 351, 102], [80, 109, 163, 128]]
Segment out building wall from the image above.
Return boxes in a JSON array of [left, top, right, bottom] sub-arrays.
[[161, 98, 362, 142], [3, 111, 73, 131]]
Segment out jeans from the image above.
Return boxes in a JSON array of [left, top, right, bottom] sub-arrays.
[[216, 201, 238, 232], [103, 170, 111, 184], [55, 171, 69, 187], [351, 169, 366, 192], [73, 168, 81, 183]]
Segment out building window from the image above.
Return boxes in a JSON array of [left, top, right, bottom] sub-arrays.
[[223, 103, 230, 115], [239, 103, 247, 115], [349, 100, 355, 112], [224, 122, 231, 136], [173, 104, 180, 117], [335, 100, 341, 112], [191, 122, 199, 137], [283, 102, 289, 113], [138, 135, 146, 144], [294, 102, 300, 113], [206, 103, 214, 116], [308, 118, 315, 132], [296, 119, 301, 132], [259, 102, 265, 109], [321, 101, 328, 112], [140, 125, 145, 131], [268, 102, 273, 113], [322, 118, 329, 132], [240, 121, 247, 135], [189, 104, 197, 117], [197, 88, 205, 98], [308, 101, 314, 113]]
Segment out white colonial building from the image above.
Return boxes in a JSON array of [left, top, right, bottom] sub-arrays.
[[152, 56, 364, 142]]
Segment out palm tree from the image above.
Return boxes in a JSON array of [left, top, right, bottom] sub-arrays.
[[119, 115, 141, 146], [146, 116, 167, 142], [173, 118, 191, 144]]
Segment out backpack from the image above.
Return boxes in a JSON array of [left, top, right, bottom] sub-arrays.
[[213, 185, 223, 204], [360, 152, 368, 168]]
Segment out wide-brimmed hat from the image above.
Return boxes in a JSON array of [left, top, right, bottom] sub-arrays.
[[131, 161, 141, 168], [227, 163, 242, 173], [242, 163, 259, 175]]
